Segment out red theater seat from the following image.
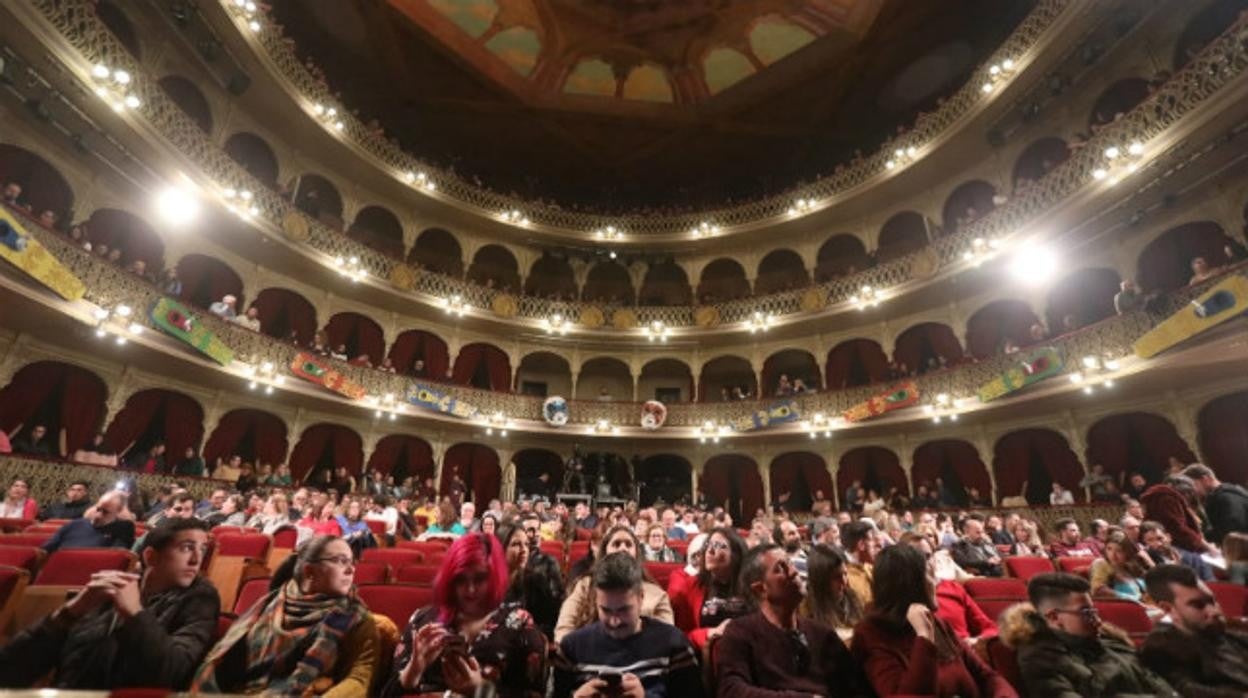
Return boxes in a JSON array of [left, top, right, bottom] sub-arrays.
[[35, 548, 135, 585], [1094, 600, 1153, 645], [365, 520, 387, 539], [974, 597, 1022, 623], [645, 562, 682, 588], [0, 564, 30, 635], [233, 576, 272, 615], [0, 533, 52, 547], [540, 541, 565, 560], [215, 533, 272, 559], [354, 561, 390, 585], [362, 548, 425, 567], [964, 578, 1027, 600], [0, 518, 34, 533], [210, 525, 245, 536], [272, 527, 298, 548], [207, 534, 272, 614], [357, 583, 432, 627], [1004, 556, 1055, 582], [397, 541, 448, 555], [1056, 557, 1094, 576], [0, 544, 44, 574], [1209, 581, 1248, 618], [395, 564, 439, 587]]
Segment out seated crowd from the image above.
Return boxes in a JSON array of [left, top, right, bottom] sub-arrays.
[[0, 446, 1246, 696]]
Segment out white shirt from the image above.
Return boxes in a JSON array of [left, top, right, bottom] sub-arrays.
[[233, 314, 261, 331], [1050, 489, 1075, 505], [365, 507, 399, 536], [209, 302, 236, 319]]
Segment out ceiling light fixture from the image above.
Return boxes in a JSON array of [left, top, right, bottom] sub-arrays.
[[221, 186, 259, 220], [885, 145, 919, 170], [154, 182, 200, 227], [981, 57, 1017, 93], [849, 285, 883, 310], [786, 198, 814, 217], [242, 360, 286, 395], [691, 221, 721, 239], [644, 320, 670, 342], [499, 209, 530, 226], [333, 255, 367, 283], [91, 63, 141, 112], [747, 310, 775, 333], [440, 294, 468, 317], [1007, 243, 1057, 286], [542, 313, 571, 335]]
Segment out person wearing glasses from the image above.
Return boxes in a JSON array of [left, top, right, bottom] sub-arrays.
[[1000, 572, 1177, 697], [668, 526, 751, 652], [717, 544, 870, 697], [192, 536, 378, 695]]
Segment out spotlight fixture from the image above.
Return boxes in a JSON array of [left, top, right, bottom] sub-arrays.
[[312, 102, 344, 132], [885, 145, 919, 170], [798, 412, 835, 439], [691, 221, 721, 239], [980, 57, 1017, 93], [481, 411, 513, 436], [590, 419, 620, 436], [154, 183, 200, 227], [1068, 354, 1123, 393], [747, 310, 775, 333], [961, 237, 1004, 266], [440, 294, 468, 317], [90, 63, 141, 112], [697, 420, 731, 444], [225, 0, 263, 32], [594, 226, 624, 241], [499, 209, 530, 226], [849, 285, 883, 310], [400, 170, 437, 192], [644, 320, 670, 342], [333, 255, 367, 283], [1094, 140, 1147, 184], [786, 198, 814, 216], [221, 186, 259, 220], [922, 393, 968, 424], [242, 360, 286, 395], [1007, 243, 1056, 286], [542, 313, 571, 335], [91, 303, 144, 344], [367, 393, 404, 421]]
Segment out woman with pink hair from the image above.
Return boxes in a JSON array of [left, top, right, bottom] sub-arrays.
[[383, 532, 547, 697]]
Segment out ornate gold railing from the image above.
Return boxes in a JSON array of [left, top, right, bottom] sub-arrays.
[[22, 1, 1248, 337], [0, 454, 227, 509]]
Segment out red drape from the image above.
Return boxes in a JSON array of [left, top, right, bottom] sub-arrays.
[[514, 449, 564, 485], [698, 358, 756, 402], [837, 447, 908, 507], [83, 209, 164, 271], [324, 312, 385, 362], [993, 429, 1085, 504], [0, 361, 106, 455], [770, 452, 833, 510], [366, 435, 434, 480], [177, 254, 244, 310], [203, 409, 288, 467], [288, 423, 363, 481], [1136, 222, 1232, 293], [1199, 391, 1248, 485], [102, 389, 204, 460], [700, 455, 763, 521], [825, 339, 889, 390], [965, 300, 1039, 358], [1086, 412, 1197, 484], [252, 288, 317, 345], [387, 330, 450, 379], [441, 443, 501, 504], [893, 323, 964, 371], [911, 440, 992, 504], [761, 352, 821, 395], [452, 343, 511, 392]]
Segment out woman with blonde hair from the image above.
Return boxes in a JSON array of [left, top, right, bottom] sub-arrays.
[[1089, 529, 1151, 602], [246, 492, 291, 535], [1009, 518, 1047, 556]]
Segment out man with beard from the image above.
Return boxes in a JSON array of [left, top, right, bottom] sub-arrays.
[[1141, 564, 1248, 696], [774, 519, 808, 576]]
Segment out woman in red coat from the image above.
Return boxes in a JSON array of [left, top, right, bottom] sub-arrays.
[[0, 477, 38, 520], [1141, 477, 1211, 554], [852, 545, 1017, 697], [667, 526, 749, 651]]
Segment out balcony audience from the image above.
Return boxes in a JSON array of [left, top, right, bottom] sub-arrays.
[[208, 294, 237, 320], [1141, 564, 1248, 696], [0, 476, 38, 519], [233, 305, 261, 331], [39, 480, 91, 520], [159, 267, 182, 296], [71, 432, 117, 466], [42, 491, 136, 552], [1189, 257, 1221, 286], [1049, 482, 1075, 505], [12, 423, 53, 457]]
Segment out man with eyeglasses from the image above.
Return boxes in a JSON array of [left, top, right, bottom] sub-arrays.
[[1004, 572, 1177, 697], [1141, 564, 1248, 695], [716, 544, 869, 697]]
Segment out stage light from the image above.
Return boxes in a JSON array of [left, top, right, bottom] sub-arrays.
[[155, 183, 200, 226], [1008, 244, 1056, 286]]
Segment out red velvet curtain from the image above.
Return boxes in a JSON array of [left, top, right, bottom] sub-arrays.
[[252, 288, 317, 345], [966, 300, 1039, 358], [366, 435, 434, 480], [103, 389, 203, 460], [700, 455, 763, 521], [1137, 222, 1232, 293], [0, 361, 106, 455], [698, 358, 756, 402], [203, 408, 288, 467], [893, 323, 964, 371], [288, 423, 363, 481], [825, 340, 889, 390], [993, 429, 1085, 504], [837, 447, 908, 507], [452, 343, 511, 392], [84, 209, 165, 271], [911, 440, 992, 504], [1199, 391, 1248, 485], [176, 254, 244, 310], [441, 443, 501, 504], [388, 330, 450, 379], [324, 312, 385, 361], [514, 449, 564, 485], [770, 452, 832, 510], [1087, 412, 1197, 484]]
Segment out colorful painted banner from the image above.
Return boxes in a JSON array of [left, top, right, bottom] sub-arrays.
[[289, 352, 367, 400], [841, 381, 920, 423], [0, 207, 85, 301], [977, 346, 1064, 402], [407, 382, 481, 419], [731, 399, 801, 432], [149, 297, 234, 366], [1134, 275, 1248, 359]]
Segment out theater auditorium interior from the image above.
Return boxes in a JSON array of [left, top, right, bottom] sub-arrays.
[[0, 0, 1247, 695]]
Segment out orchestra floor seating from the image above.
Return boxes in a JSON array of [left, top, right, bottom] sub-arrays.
[[356, 583, 431, 627], [1004, 556, 1056, 581]]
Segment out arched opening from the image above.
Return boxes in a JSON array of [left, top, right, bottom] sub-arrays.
[[941, 180, 998, 236], [158, 76, 213, 133], [514, 352, 572, 398], [407, 228, 463, 277], [441, 443, 500, 504], [451, 343, 511, 391], [203, 408, 288, 469], [1086, 412, 1196, 485], [638, 455, 692, 506], [825, 339, 889, 389], [387, 329, 450, 380], [367, 435, 434, 484], [102, 389, 204, 465], [289, 423, 363, 484], [81, 208, 165, 272], [525, 254, 578, 300], [583, 450, 632, 498], [583, 260, 633, 304], [911, 440, 991, 507], [0, 361, 107, 457], [965, 299, 1040, 358], [1136, 221, 1234, 293], [1089, 78, 1150, 127], [466, 245, 521, 293], [1199, 390, 1248, 485], [814, 234, 870, 282], [638, 358, 694, 403], [252, 287, 318, 345], [697, 258, 751, 304], [893, 323, 963, 375], [638, 260, 692, 306], [761, 349, 821, 396], [0, 144, 75, 226], [324, 312, 385, 364], [1012, 137, 1069, 189], [755, 249, 809, 294], [1174, 0, 1247, 70], [993, 428, 1085, 505], [96, 0, 141, 58], [699, 355, 756, 402], [769, 452, 833, 512], [223, 132, 280, 187], [176, 254, 244, 310], [1045, 268, 1121, 335], [348, 205, 404, 258], [838, 447, 908, 510], [701, 454, 763, 522], [292, 174, 344, 229], [576, 357, 632, 401], [514, 448, 564, 500], [877, 211, 929, 262]]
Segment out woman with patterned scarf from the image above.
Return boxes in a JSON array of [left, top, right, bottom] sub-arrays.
[[191, 536, 378, 695]]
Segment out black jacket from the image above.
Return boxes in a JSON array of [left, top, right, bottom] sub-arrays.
[[39, 499, 89, 520], [1140, 623, 1248, 698], [0, 576, 220, 690], [1206, 483, 1248, 545]]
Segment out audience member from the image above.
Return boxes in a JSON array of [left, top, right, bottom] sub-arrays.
[[233, 306, 261, 331], [668, 526, 749, 651], [171, 447, 205, 477], [1142, 475, 1212, 554], [557, 525, 672, 642], [1184, 463, 1248, 545], [42, 491, 136, 552], [803, 544, 866, 641], [70, 433, 116, 466], [1114, 279, 1143, 314], [0, 477, 38, 519], [643, 523, 682, 562], [1082, 518, 1110, 556], [950, 514, 1003, 577], [497, 522, 565, 639], [1189, 257, 1220, 286], [1088, 529, 1149, 602], [841, 520, 880, 605], [1048, 518, 1098, 558], [1141, 564, 1248, 696], [208, 294, 237, 320], [1140, 520, 1214, 581], [39, 480, 91, 520], [12, 424, 53, 456], [1049, 482, 1075, 505]]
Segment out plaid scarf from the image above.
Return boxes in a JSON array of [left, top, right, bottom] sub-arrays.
[[192, 580, 369, 695]]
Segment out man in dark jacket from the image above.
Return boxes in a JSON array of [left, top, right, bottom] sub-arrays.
[[1142, 476, 1212, 554], [1141, 564, 1248, 697], [38, 480, 91, 520], [950, 514, 1004, 576], [41, 491, 135, 552], [1185, 464, 1248, 545], [0, 517, 220, 690], [1002, 572, 1177, 697]]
